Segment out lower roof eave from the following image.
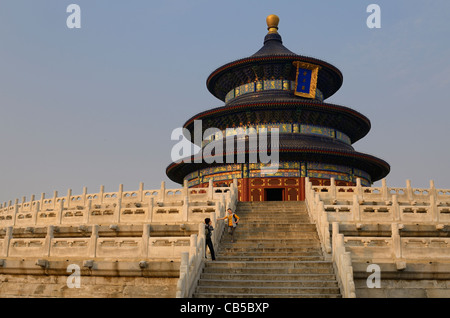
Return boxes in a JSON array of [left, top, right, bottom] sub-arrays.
[[166, 148, 390, 185]]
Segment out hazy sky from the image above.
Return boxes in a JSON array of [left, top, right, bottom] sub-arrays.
[[0, 0, 449, 203]]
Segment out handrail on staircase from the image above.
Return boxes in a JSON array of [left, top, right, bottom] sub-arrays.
[[332, 222, 356, 298], [176, 180, 238, 298], [304, 178, 332, 255], [305, 177, 356, 298]]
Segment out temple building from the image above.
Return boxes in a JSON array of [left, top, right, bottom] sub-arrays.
[[166, 15, 390, 202]]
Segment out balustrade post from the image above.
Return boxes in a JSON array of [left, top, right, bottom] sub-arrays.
[[84, 199, 92, 224], [118, 184, 124, 201], [141, 224, 150, 258], [330, 178, 336, 201], [53, 191, 58, 210], [391, 223, 402, 260], [182, 196, 189, 222], [89, 225, 99, 258], [190, 234, 198, 261], [147, 196, 154, 223], [210, 212, 217, 247], [332, 222, 339, 239], [99, 185, 104, 204], [392, 195, 400, 221], [139, 182, 144, 201], [183, 180, 188, 197], [39, 192, 45, 216], [429, 180, 437, 198], [352, 194, 361, 222], [58, 199, 64, 225], [406, 179, 413, 201], [208, 179, 213, 200], [381, 179, 388, 201], [1, 226, 13, 257], [430, 194, 438, 223], [13, 199, 19, 226], [44, 225, 54, 257], [33, 201, 40, 226], [160, 181, 166, 202], [30, 195, 35, 212], [115, 197, 122, 224], [82, 186, 87, 206], [198, 235, 205, 265], [226, 191, 231, 206], [356, 178, 363, 200], [66, 189, 72, 209], [179, 252, 189, 297]]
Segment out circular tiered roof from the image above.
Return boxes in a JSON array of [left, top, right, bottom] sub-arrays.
[[206, 17, 343, 102]]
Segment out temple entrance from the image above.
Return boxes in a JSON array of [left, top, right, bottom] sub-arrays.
[[265, 188, 284, 201]]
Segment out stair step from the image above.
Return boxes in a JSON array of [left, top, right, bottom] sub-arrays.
[[219, 237, 320, 242], [193, 293, 341, 298], [237, 207, 307, 210], [218, 251, 322, 256], [194, 201, 341, 298], [233, 224, 316, 229], [237, 208, 307, 211], [215, 255, 324, 261], [235, 218, 311, 222], [219, 240, 321, 247], [237, 204, 307, 206], [226, 232, 318, 237], [202, 267, 336, 275], [204, 260, 334, 269], [235, 211, 308, 214], [197, 279, 338, 288], [218, 247, 322, 253], [194, 285, 341, 295], [200, 273, 337, 281]]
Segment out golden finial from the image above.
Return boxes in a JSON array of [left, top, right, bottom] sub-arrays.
[[266, 14, 280, 34]]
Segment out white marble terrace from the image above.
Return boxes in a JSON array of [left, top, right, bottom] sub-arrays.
[[305, 176, 450, 296], [0, 180, 238, 261]]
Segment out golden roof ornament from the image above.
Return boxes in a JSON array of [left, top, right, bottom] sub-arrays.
[[266, 14, 280, 34]]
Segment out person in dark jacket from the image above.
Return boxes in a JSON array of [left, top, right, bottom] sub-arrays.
[[204, 218, 216, 261]]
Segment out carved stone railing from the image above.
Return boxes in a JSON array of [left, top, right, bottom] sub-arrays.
[[332, 222, 356, 298], [309, 178, 450, 203], [305, 177, 331, 255], [306, 178, 450, 227], [305, 177, 450, 298], [344, 223, 450, 264], [176, 180, 237, 298], [0, 180, 237, 265], [0, 180, 237, 228], [176, 227, 205, 298], [0, 224, 192, 260]]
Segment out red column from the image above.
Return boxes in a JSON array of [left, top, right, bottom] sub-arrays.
[[299, 177, 305, 201], [242, 178, 249, 202]]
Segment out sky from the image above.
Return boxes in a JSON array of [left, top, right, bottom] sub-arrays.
[[0, 0, 449, 203]]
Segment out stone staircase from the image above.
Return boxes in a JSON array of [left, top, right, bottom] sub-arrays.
[[193, 201, 342, 298]]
